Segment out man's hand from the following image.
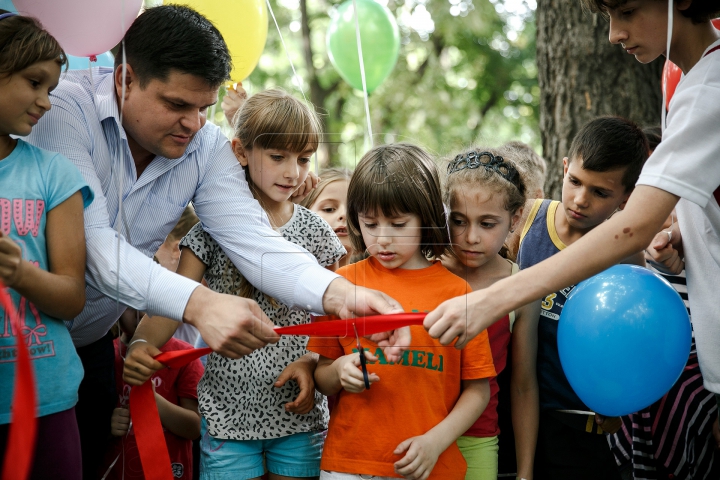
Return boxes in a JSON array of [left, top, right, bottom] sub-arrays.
[[0, 231, 24, 287], [183, 287, 279, 358], [334, 351, 379, 393], [322, 278, 409, 362], [646, 222, 684, 274], [595, 414, 622, 435], [110, 407, 131, 437], [275, 354, 318, 414], [393, 434, 443, 480], [123, 341, 164, 386], [291, 170, 319, 203], [221, 82, 247, 126]]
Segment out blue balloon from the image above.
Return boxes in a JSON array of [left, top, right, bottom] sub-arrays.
[[558, 265, 691, 417], [67, 51, 115, 70]]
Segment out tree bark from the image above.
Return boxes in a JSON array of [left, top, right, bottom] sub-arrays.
[[537, 0, 663, 200]]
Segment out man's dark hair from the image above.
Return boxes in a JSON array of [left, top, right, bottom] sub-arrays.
[[581, 0, 720, 24], [568, 116, 649, 192], [115, 5, 231, 88]]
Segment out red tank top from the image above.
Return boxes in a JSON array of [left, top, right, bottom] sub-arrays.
[[464, 313, 511, 437]]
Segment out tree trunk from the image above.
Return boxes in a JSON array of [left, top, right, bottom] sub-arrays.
[[537, 0, 663, 200]]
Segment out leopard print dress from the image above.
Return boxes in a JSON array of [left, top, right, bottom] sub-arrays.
[[180, 204, 345, 440]]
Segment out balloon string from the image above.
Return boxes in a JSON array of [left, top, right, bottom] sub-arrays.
[[265, 0, 308, 105], [87, 57, 99, 108], [116, 0, 128, 314], [662, 0, 673, 133], [351, 0, 373, 151]]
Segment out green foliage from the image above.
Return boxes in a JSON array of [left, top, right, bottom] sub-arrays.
[[211, 0, 539, 166]]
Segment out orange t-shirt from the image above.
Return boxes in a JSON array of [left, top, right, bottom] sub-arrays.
[[308, 257, 496, 479]]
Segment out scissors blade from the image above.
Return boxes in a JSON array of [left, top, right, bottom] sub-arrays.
[[353, 322, 370, 390]]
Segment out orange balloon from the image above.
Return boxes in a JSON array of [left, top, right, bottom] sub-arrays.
[[662, 60, 682, 111]]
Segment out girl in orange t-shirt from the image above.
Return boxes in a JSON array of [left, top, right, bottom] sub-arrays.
[[309, 143, 496, 480], [441, 147, 541, 480]]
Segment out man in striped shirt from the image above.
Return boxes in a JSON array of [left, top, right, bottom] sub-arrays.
[[27, 5, 405, 477]]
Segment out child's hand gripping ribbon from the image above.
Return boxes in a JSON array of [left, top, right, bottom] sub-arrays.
[[130, 312, 426, 480]]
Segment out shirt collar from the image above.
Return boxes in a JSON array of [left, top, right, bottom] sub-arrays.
[[96, 71, 121, 124]]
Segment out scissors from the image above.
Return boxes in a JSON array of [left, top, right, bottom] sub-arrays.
[[352, 322, 371, 390]]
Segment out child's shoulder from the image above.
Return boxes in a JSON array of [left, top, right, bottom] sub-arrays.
[[289, 204, 335, 234], [519, 198, 558, 241], [433, 261, 473, 293], [283, 205, 345, 267], [336, 258, 362, 279], [16, 139, 71, 168], [181, 221, 213, 247]]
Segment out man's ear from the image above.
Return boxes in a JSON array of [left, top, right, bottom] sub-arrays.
[[114, 63, 137, 101], [562, 157, 570, 176], [231, 138, 249, 167]]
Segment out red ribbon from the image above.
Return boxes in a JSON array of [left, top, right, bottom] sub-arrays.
[[131, 313, 425, 479], [0, 284, 37, 480], [129, 347, 212, 480], [275, 312, 427, 336]]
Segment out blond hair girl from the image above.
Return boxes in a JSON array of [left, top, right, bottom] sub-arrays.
[[301, 168, 353, 267]]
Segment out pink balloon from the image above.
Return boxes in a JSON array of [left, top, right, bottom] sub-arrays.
[[13, 0, 143, 57]]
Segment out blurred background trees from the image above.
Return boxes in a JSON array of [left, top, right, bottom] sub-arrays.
[[144, 0, 664, 195], [202, 0, 541, 167]]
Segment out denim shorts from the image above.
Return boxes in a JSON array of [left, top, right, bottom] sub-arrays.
[[199, 418, 324, 480]]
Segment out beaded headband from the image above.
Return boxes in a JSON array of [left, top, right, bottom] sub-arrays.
[[447, 151, 524, 194], [0, 13, 17, 21]]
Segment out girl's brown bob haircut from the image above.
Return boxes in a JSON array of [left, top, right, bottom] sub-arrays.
[[233, 88, 321, 154], [0, 11, 67, 77], [347, 143, 451, 259], [581, 0, 720, 24]]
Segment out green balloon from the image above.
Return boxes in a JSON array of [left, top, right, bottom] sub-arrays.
[[326, 0, 400, 93]]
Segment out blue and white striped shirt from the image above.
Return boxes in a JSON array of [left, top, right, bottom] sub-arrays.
[[27, 68, 338, 347]]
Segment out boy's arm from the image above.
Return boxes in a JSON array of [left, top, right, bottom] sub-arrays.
[[425, 185, 678, 347], [0, 192, 86, 320], [511, 300, 541, 480], [394, 378, 490, 479], [155, 395, 201, 440], [123, 248, 208, 385]]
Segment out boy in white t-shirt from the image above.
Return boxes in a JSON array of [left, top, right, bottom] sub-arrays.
[[422, 0, 720, 442]]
